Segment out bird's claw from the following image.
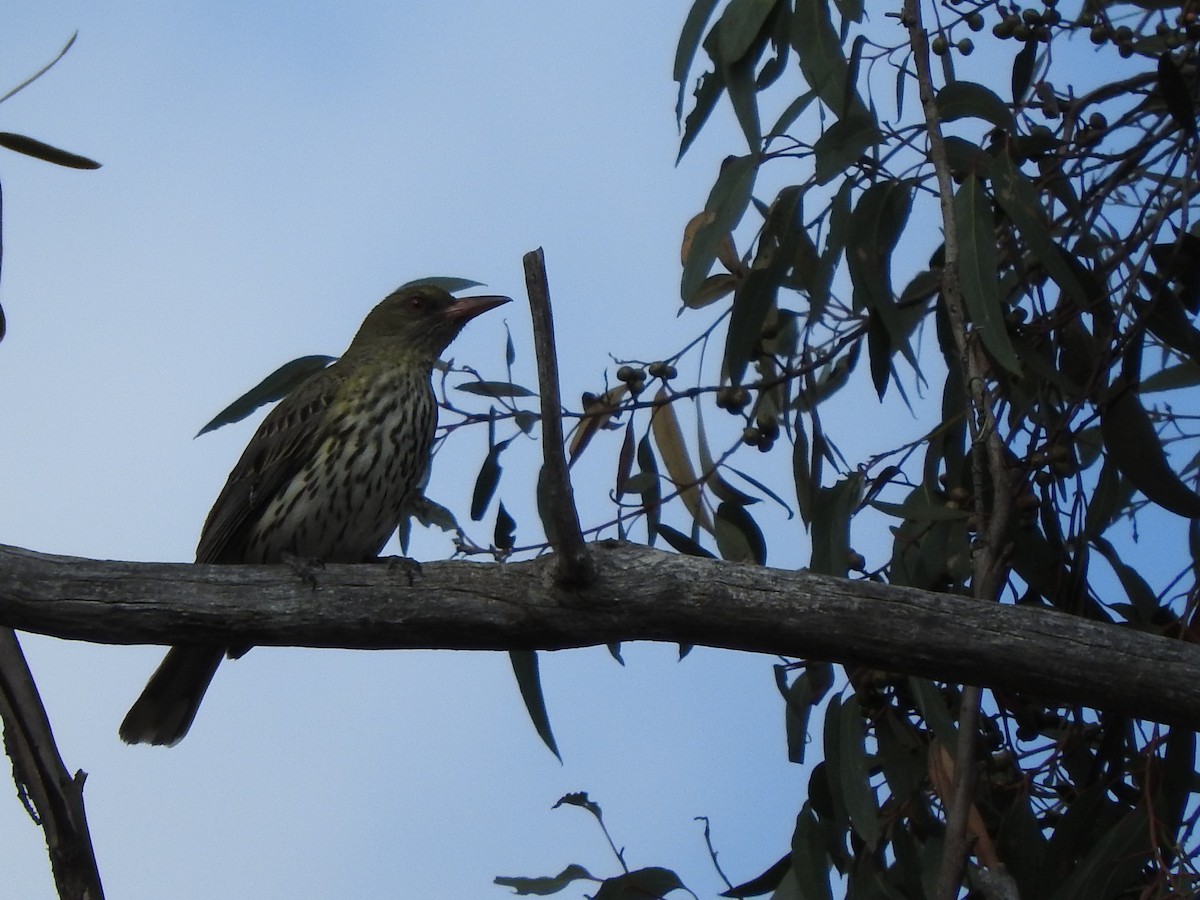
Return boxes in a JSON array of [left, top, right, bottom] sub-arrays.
[[282, 552, 325, 590], [375, 554, 422, 586]]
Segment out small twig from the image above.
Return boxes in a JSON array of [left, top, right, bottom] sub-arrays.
[[695, 817, 734, 890], [523, 248, 594, 586], [0, 627, 105, 899]]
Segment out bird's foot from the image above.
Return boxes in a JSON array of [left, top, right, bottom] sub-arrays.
[[282, 552, 325, 590], [374, 554, 423, 586]]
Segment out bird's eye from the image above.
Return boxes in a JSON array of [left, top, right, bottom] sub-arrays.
[[408, 295, 425, 311]]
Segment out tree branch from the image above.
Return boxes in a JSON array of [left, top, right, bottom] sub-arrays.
[[523, 247, 593, 586], [0, 541, 1197, 727], [0, 627, 104, 899]]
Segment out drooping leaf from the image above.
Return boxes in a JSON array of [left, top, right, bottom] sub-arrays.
[[724, 268, 779, 386], [509, 650, 561, 760], [838, 694, 882, 851], [812, 111, 880, 185], [1011, 39, 1037, 103], [990, 151, 1090, 307], [809, 474, 862, 576], [954, 175, 1021, 373], [777, 661, 833, 764], [934, 80, 1016, 132], [723, 51, 763, 150], [721, 854, 790, 898], [718, 0, 778, 64], [790, 804, 833, 900], [494, 501, 516, 552], [1101, 380, 1200, 518], [471, 439, 510, 521], [714, 501, 767, 564], [682, 155, 757, 303], [569, 385, 629, 464], [791, 0, 862, 119], [651, 387, 713, 531], [494, 864, 595, 896], [674, 0, 723, 123], [725, 186, 803, 383], [637, 433, 662, 543], [196, 354, 336, 436], [1157, 52, 1197, 137], [767, 89, 817, 138], [658, 523, 716, 558], [697, 405, 757, 505]]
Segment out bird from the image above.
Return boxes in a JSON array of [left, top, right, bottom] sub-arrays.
[[119, 284, 510, 746]]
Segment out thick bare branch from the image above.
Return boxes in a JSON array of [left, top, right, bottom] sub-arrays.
[[0, 541, 1196, 728]]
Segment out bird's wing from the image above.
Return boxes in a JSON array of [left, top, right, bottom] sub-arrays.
[[195, 364, 344, 564]]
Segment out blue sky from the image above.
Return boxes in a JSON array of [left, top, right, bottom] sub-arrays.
[[0, 3, 821, 897]]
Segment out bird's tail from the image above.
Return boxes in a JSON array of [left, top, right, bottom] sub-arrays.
[[119, 647, 224, 746]]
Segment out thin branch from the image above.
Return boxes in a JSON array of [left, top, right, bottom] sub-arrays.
[[0, 627, 104, 899], [903, 2, 1016, 896], [1, 541, 1199, 729], [523, 248, 594, 586]]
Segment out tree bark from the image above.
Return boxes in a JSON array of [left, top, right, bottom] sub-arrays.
[[0, 540, 1196, 728]]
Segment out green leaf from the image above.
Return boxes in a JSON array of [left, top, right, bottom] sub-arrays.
[[678, 61, 726, 162], [809, 474, 862, 576], [790, 805, 833, 900], [494, 864, 595, 896], [0, 131, 100, 169], [455, 380, 537, 398], [1158, 52, 1196, 137], [651, 387, 713, 531], [990, 151, 1090, 308], [838, 694, 882, 851], [767, 89, 816, 138], [812, 111, 880, 185], [674, 0, 723, 122], [724, 269, 779, 386], [723, 51, 763, 152], [1142, 362, 1200, 393], [846, 178, 917, 368], [792, 413, 814, 528], [954, 175, 1021, 373], [791, 0, 861, 119], [658, 523, 716, 558], [594, 867, 687, 900], [1011, 39, 1037, 103], [714, 501, 767, 564], [509, 650, 560, 760], [934, 81, 1016, 132], [471, 440, 509, 521], [724, 186, 804, 383], [1102, 379, 1200, 518], [397, 275, 483, 293], [907, 677, 958, 750], [719, 0, 777, 63], [776, 662, 833, 764], [721, 854, 790, 898], [195, 354, 336, 436], [681, 155, 757, 303], [494, 501, 516, 552], [1046, 810, 1149, 900], [637, 433, 662, 543]]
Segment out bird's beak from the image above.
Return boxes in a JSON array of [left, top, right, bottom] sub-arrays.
[[447, 294, 511, 323]]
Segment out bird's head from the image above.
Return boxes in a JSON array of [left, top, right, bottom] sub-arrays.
[[348, 284, 510, 362]]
